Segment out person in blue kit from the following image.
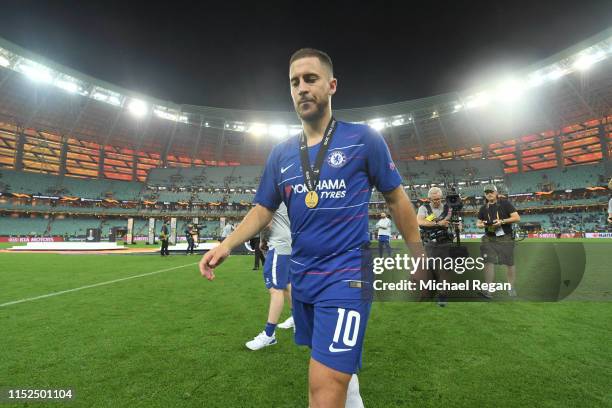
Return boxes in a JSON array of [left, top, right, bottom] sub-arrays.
[[199, 48, 423, 408]]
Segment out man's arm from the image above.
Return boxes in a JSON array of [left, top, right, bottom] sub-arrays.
[[501, 211, 520, 225], [417, 210, 449, 228], [199, 204, 274, 280], [382, 186, 427, 282], [383, 187, 421, 242], [476, 207, 486, 228], [498, 201, 520, 227]]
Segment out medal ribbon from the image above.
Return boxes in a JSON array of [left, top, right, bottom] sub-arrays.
[[299, 117, 338, 193]]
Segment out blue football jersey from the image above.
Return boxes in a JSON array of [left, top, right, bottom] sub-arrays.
[[254, 121, 402, 303]]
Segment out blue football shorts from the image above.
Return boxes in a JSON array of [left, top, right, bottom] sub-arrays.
[[292, 298, 372, 374], [263, 249, 290, 289]]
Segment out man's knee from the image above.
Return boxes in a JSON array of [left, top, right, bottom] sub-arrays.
[[309, 358, 351, 407], [268, 287, 285, 298]]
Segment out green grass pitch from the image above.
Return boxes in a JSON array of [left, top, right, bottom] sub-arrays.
[[0, 241, 611, 407]]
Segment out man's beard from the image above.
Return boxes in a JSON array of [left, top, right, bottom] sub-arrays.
[[296, 98, 328, 122]]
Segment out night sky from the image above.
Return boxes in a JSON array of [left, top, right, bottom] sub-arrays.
[[1, 1, 611, 111]]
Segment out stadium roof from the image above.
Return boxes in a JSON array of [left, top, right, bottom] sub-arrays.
[[0, 27, 611, 169]]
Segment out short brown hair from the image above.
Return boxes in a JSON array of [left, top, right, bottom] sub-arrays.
[[289, 48, 333, 75]]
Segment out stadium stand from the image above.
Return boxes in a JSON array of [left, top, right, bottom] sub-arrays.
[[402, 159, 505, 185], [506, 163, 607, 193], [0, 216, 49, 236], [0, 31, 610, 240], [0, 168, 144, 200]]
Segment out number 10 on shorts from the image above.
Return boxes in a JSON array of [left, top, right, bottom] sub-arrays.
[[332, 308, 361, 347]]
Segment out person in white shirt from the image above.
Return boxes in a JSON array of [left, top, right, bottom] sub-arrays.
[[220, 222, 234, 241], [245, 203, 294, 350], [375, 212, 392, 258]]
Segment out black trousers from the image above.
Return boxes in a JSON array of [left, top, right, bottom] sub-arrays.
[[186, 237, 195, 254], [254, 247, 266, 269], [160, 239, 169, 256], [378, 239, 392, 258]]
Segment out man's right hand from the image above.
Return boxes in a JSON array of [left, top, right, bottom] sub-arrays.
[[199, 244, 231, 281], [438, 219, 450, 228]]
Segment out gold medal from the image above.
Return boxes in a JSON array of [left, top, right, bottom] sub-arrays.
[[305, 191, 319, 208]]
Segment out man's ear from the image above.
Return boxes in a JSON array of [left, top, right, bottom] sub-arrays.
[[329, 77, 337, 96]]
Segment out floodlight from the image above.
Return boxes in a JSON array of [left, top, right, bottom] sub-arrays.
[[19, 62, 53, 83], [526, 72, 544, 88], [453, 104, 463, 113], [269, 125, 288, 138], [465, 92, 490, 109], [547, 68, 566, 81], [495, 79, 525, 103], [92, 91, 109, 102], [128, 99, 147, 117], [107, 96, 122, 106], [368, 119, 386, 131], [55, 79, 79, 94], [153, 108, 177, 121], [391, 117, 405, 126], [573, 51, 605, 71], [248, 123, 267, 136]]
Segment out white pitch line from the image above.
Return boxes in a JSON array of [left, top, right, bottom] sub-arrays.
[[0, 262, 199, 308]]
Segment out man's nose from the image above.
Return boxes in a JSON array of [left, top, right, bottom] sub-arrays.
[[297, 80, 309, 94]]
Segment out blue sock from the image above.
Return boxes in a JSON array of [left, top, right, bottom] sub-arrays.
[[265, 322, 276, 337]]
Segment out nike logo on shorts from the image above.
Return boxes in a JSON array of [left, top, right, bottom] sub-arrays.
[[280, 163, 294, 174], [329, 343, 352, 353]]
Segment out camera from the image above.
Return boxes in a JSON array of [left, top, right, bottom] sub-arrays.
[[445, 187, 463, 212], [429, 228, 454, 243]]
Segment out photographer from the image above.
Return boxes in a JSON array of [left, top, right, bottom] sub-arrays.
[[476, 184, 520, 298], [417, 187, 454, 307], [250, 232, 266, 270], [159, 220, 170, 257], [184, 224, 196, 255]]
